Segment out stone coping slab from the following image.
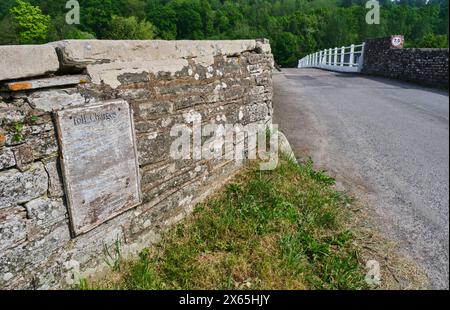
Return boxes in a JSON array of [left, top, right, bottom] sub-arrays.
[[0, 39, 271, 82], [54, 39, 271, 68], [0, 44, 60, 82]]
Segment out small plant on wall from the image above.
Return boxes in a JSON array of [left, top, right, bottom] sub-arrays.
[[8, 121, 24, 143]]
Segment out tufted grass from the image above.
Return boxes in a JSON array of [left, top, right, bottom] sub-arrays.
[[81, 155, 368, 290]]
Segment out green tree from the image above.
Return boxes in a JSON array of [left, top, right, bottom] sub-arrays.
[[83, 0, 114, 39], [271, 32, 300, 67], [174, 1, 204, 39], [146, 2, 178, 39], [0, 15, 18, 44], [414, 33, 449, 47], [46, 15, 96, 42], [105, 15, 157, 40], [113, 0, 146, 20], [0, 0, 16, 19], [9, 0, 50, 44]]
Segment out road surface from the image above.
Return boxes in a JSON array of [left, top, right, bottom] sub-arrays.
[[273, 68, 449, 289]]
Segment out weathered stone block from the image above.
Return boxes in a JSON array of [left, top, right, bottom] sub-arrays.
[[3, 75, 89, 92], [140, 160, 202, 188], [131, 100, 173, 121], [0, 207, 27, 251], [0, 163, 48, 208], [0, 148, 15, 170], [27, 121, 54, 136], [25, 197, 67, 235], [134, 115, 180, 133], [87, 59, 189, 88], [28, 130, 59, 159], [130, 182, 198, 237], [55, 40, 260, 68], [43, 158, 64, 198], [0, 223, 71, 289], [13, 143, 34, 172], [173, 95, 206, 111], [0, 104, 28, 126], [142, 164, 207, 204], [0, 45, 59, 82], [137, 131, 171, 166], [28, 88, 92, 112], [140, 162, 177, 187], [241, 102, 270, 125]]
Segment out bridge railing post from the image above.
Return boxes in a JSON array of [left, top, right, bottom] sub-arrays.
[[334, 47, 338, 66], [349, 44, 355, 67], [340, 46, 345, 66], [329, 48, 332, 65], [359, 42, 365, 70]]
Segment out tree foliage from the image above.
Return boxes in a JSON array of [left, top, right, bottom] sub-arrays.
[[9, 0, 50, 44], [105, 15, 156, 39], [0, 0, 448, 66]]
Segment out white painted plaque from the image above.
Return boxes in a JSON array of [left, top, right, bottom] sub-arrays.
[[55, 100, 141, 236]]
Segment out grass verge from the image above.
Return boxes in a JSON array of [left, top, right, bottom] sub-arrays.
[[80, 155, 429, 290]]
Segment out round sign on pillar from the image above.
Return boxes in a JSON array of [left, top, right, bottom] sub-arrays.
[[391, 35, 404, 48]]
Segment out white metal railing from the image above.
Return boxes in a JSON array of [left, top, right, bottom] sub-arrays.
[[298, 43, 365, 73]]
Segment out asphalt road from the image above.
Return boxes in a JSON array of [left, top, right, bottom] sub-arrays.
[[273, 68, 449, 289]]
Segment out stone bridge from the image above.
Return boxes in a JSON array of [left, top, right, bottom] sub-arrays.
[[0, 36, 448, 289], [0, 39, 273, 289]]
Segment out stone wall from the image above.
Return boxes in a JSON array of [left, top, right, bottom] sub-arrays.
[[0, 39, 273, 289], [362, 36, 449, 88]]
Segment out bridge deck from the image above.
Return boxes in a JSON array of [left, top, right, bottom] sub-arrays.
[[273, 68, 449, 289]]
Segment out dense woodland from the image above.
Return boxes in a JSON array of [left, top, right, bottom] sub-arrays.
[[0, 0, 448, 67]]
